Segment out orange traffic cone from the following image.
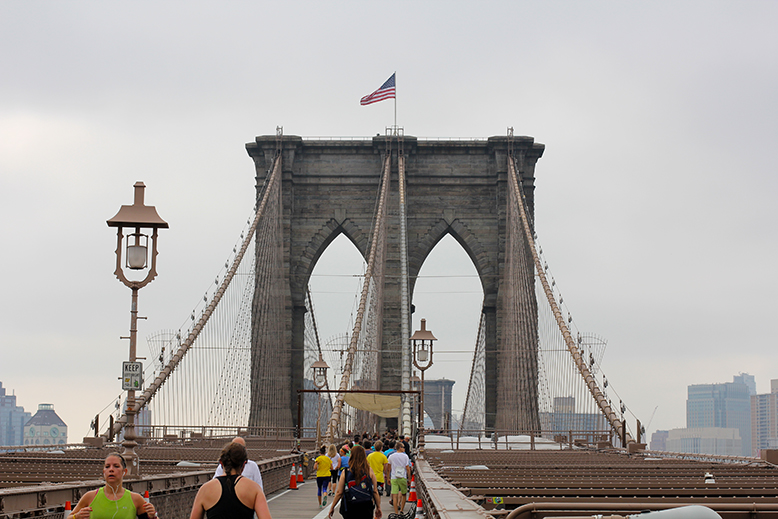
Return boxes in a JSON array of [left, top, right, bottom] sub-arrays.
[[297, 464, 304, 483], [415, 498, 424, 519], [289, 463, 298, 489], [408, 475, 417, 502], [64, 501, 72, 519]]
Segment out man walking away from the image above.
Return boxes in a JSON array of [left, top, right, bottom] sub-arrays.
[[387, 442, 411, 514], [213, 436, 264, 489], [400, 435, 412, 461], [366, 440, 388, 497]]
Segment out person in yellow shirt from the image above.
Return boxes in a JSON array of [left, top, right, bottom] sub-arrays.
[[366, 440, 388, 496], [314, 445, 333, 507]]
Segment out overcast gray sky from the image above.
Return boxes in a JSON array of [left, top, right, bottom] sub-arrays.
[[1, 2, 776, 442]]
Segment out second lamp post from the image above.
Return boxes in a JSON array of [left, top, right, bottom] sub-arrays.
[[311, 354, 329, 447], [410, 318, 436, 450]]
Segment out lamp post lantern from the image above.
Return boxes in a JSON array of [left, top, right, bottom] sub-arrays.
[[312, 354, 330, 390], [107, 182, 168, 476], [311, 354, 330, 447], [410, 318, 436, 451]]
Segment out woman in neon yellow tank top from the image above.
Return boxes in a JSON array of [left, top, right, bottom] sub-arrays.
[[71, 453, 157, 519]]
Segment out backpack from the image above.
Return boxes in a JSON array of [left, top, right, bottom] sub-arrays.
[[342, 470, 373, 512]]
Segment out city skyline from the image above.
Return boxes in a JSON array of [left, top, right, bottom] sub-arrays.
[[1, 2, 777, 440]]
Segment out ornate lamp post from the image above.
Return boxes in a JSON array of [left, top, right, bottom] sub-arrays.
[[107, 182, 168, 476], [410, 319, 436, 451], [311, 354, 329, 447]]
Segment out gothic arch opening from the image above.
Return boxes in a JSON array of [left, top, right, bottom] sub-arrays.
[[411, 233, 482, 431], [307, 233, 367, 378]]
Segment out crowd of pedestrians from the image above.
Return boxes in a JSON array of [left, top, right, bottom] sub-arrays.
[[320, 430, 415, 519], [190, 429, 413, 519], [84, 431, 412, 519]]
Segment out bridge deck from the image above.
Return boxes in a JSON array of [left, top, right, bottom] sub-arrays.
[[420, 448, 778, 519], [267, 478, 407, 519], [5, 444, 778, 519]]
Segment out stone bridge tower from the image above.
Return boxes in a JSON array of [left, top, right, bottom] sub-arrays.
[[245, 134, 544, 433]]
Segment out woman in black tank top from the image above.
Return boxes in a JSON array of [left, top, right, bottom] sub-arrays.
[[190, 442, 271, 519], [206, 474, 253, 519]]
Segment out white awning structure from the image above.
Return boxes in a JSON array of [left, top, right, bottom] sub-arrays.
[[344, 393, 401, 418]]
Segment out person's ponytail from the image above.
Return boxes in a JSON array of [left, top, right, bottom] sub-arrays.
[[219, 442, 248, 473]]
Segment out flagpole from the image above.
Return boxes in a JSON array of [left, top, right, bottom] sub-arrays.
[[394, 71, 397, 134], [360, 72, 397, 132]]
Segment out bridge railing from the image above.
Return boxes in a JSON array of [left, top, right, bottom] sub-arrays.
[[0, 453, 308, 519], [420, 429, 615, 451], [413, 457, 487, 519], [0, 443, 96, 454], [641, 448, 772, 466], [122, 425, 299, 442]]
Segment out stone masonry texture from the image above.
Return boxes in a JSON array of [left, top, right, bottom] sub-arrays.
[[245, 135, 544, 432]]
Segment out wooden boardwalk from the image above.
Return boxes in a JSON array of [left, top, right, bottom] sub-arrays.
[[267, 477, 412, 519]]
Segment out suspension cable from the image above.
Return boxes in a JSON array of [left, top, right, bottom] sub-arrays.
[[506, 148, 633, 445], [104, 149, 283, 439], [398, 139, 413, 437]]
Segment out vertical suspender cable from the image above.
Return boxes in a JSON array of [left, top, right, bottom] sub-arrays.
[[398, 143, 413, 437], [459, 311, 485, 439], [105, 151, 283, 439], [507, 152, 633, 445]]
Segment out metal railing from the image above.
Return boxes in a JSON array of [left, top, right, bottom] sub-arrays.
[[0, 453, 307, 519], [415, 428, 616, 450], [102, 425, 299, 442]]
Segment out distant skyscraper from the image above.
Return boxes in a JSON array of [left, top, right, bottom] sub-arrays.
[[666, 427, 742, 456], [687, 376, 751, 456], [539, 396, 608, 439], [0, 382, 31, 446], [650, 430, 669, 451], [424, 379, 456, 431], [733, 373, 757, 395], [553, 396, 575, 414], [302, 378, 333, 436], [118, 399, 153, 440], [750, 379, 778, 457]]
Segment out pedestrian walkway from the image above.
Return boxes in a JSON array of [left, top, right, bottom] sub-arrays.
[[266, 477, 410, 519]]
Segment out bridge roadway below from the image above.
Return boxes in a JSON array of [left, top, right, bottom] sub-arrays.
[[0, 438, 476, 519], [5, 440, 778, 519], [267, 476, 410, 519]]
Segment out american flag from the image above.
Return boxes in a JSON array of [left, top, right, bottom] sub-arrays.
[[360, 73, 396, 105]]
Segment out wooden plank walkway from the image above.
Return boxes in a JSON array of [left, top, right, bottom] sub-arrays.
[[267, 477, 412, 519]]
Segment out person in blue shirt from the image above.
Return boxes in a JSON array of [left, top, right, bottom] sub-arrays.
[[383, 440, 396, 457], [339, 445, 350, 476]]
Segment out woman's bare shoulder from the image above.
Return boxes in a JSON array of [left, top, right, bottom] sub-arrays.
[[234, 477, 261, 508], [236, 476, 261, 490], [130, 491, 146, 507], [194, 478, 223, 506], [202, 478, 222, 490], [75, 489, 98, 508]]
